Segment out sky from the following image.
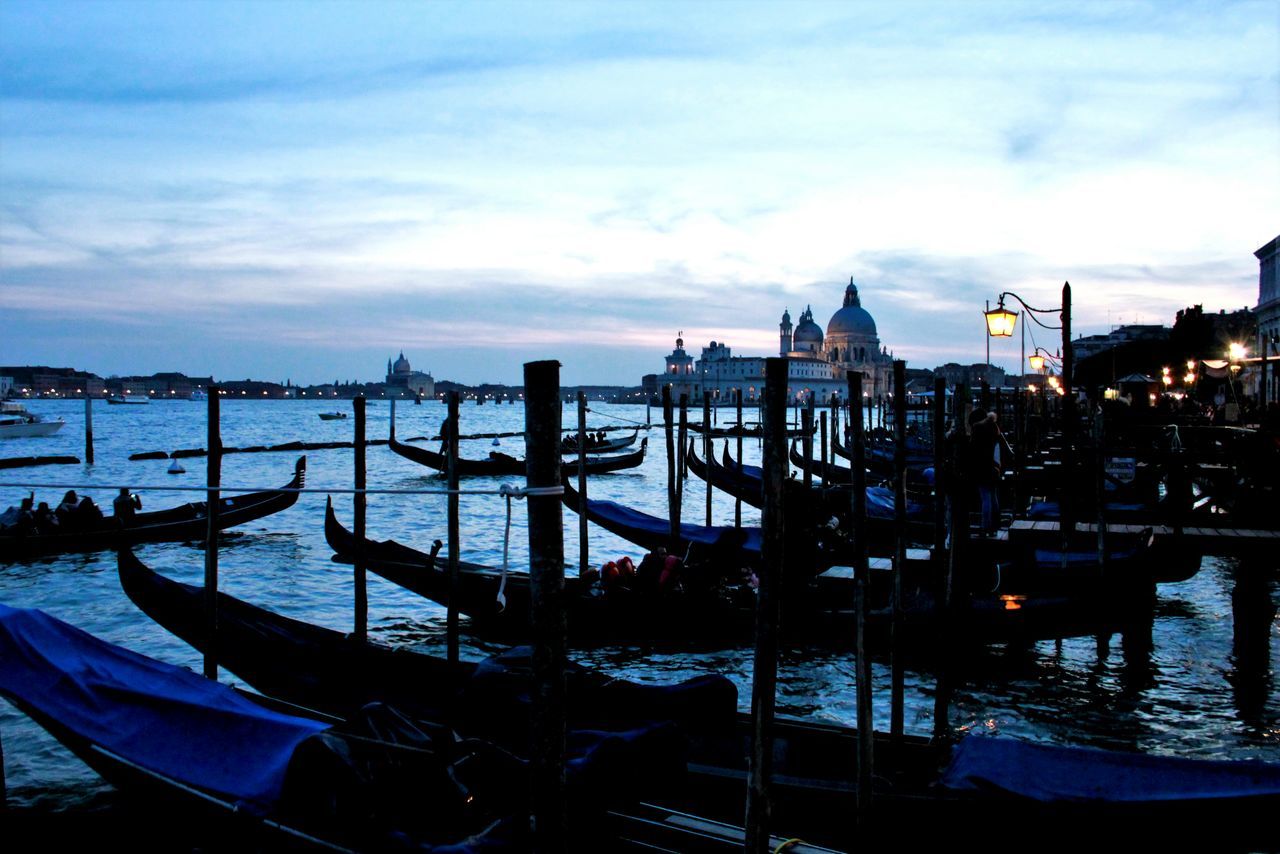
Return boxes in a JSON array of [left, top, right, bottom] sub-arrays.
[[2, 0, 1277, 386]]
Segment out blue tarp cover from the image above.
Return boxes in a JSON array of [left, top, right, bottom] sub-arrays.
[[941, 736, 1280, 803], [0, 603, 328, 811], [588, 497, 763, 554]]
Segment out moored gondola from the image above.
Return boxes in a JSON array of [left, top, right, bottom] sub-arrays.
[[561, 428, 639, 455], [4, 600, 834, 852], [110, 553, 1280, 851], [0, 456, 306, 561], [388, 433, 647, 477]]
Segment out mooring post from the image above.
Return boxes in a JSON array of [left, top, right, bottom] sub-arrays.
[[577, 392, 589, 579], [390, 397, 396, 440], [353, 395, 368, 641], [704, 394, 713, 527], [830, 392, 840, 469], [932, 378, 947, 556], [676, 394, 688, 530], [446, 391, 460, 664], [846, 371, 873, 813], [935, 382, 969, 740], [801, 404, 814, 490], [203, 384, 222, 679], [746, 357, 788, 853], [891, 360, 907, 740], [663, 386, 677, 549], [1094, 406, 1107, 577], [819, 411, 828, 490], [1061, 281, 1075, 538], [84, 396, 94, 465], [678, 393, 689, 483], [524, 360, 566, 853], [735, 389, 744, 529]]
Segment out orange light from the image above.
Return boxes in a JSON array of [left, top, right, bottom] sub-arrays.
[[1000, 595, 1025, 611]]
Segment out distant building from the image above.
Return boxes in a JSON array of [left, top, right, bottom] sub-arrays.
[[1072, 324, 1170, 363], [384, 352, 435, 398], [649, 279, 898, 404], [932, 363, 1007, 389], [0, 376, 12, 398], [1256, 234, 1279, 403]]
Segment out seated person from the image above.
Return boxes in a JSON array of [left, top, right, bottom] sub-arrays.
[[33, 501, 59, 534], [113, 488, 142, 523], [55, 490, 80, 527], [77, 494, 104, 523]]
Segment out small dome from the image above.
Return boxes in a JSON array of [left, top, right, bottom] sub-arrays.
[[793, 305, 824, 344], [393, 351, 411, 374], [827, 280, 877, 338]]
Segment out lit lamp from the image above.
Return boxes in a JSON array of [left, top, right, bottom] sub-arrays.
[[1161, 366, 1172, 388], [1028, 353, 1045, 371], [984, 302, 1018, 337]]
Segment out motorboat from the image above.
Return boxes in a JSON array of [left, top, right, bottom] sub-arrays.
[[106, 394, 150, 405], [318, 411, 347, 421], [0, 401, 65, 439]]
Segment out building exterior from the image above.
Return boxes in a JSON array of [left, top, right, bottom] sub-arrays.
[[1072, 324, 1170, 363], [1255, 235, 1279, 404], [384, 352, 436, 398], [650, 278, 897, 404]]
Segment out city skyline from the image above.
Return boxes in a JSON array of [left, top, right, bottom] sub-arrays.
[[2, 1, 1276, 385]]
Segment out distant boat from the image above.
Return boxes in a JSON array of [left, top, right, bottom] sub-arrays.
[[189, 390, 208, 401], [107, 395, 150, 405], [0, 402, 65, 439], [318, 412, 347, 421]]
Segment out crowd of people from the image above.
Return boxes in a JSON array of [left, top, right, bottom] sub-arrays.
[[0, 488, 141, 535]]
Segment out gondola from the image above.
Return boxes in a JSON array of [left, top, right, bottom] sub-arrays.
[[112, 554, 1280, 851], [561, 428, 639, 454], [322, 496, 759, 642], [388, 433, 647, 477], [558, 477, 764, 567], [0, 456, 306, 560], [2, 601, 837, 853], [832, 430, 935, 486]]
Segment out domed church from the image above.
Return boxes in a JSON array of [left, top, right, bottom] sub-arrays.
[[384, 352, 436, 398], [648, 277, 896, 405]]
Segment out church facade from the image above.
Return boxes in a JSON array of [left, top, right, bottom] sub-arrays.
[[648, 279, 895, 404], [384, 352, 435, 398]]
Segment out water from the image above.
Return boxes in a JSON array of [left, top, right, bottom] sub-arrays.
[[2, 398, 1277, 815]]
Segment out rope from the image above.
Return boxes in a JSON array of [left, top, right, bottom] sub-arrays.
[[489, 483, 564, 609], [0, 482, 566, 497], [773, 839, 804, 853]]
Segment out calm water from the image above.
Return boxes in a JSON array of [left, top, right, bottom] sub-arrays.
[[1, 398, 1277, 813]]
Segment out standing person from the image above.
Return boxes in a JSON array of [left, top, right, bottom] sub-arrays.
[[967, 408, 1001, 535]]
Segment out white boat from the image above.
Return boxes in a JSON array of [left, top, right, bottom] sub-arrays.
[[0, 402, 65, 439], [189, 390, 208, 401], [107, 395, 150, 405]]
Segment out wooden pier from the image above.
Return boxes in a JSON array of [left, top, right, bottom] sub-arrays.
[[1005, 519, 1280, 560]]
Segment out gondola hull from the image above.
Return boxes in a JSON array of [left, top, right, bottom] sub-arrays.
[[389, 434, 647, 477], [0, 457, 306, 560]]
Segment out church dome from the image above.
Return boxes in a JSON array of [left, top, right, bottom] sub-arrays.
[[793, 306, 824, 345], [392, 351, 411, 374], [826, 280, 877, 338]]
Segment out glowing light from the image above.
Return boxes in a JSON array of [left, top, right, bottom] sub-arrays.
[[984, 304, 1017, 337], [1028, 354, 1045, 371], [1000, 595, 1025, 611]]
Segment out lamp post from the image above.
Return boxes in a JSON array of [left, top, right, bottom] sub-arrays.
[[985, 283, 1074, 533]]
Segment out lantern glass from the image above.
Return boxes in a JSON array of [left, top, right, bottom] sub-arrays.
[[1028, 354, 1045, 371], [984, 306, 1017, 337]]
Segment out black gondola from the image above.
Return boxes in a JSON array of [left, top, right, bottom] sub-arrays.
[[110, 552, 1280, 851], [389, 433, 647, 477], [3, 600, 838, 852], [560, 428, 639, 454], [0, 457, 306, 561]]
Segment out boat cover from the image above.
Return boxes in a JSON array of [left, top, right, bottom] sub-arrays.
[[1027, 500, 1151, 519], [587, 497, 764, 554], [729, 455, 926, 520], [0, 603, 328, 811], [941, 736, 1280, 803]]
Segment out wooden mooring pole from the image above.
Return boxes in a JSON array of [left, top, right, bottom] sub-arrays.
[[801, 404, 814, 490], [676, 393, 688, 530], [819, 411, 828, 490], [664, 387, 678, 550], [203, 385, 222, 679], [524, 360, 566, 853], [735, 389, 744, 529], [846, 371, 873, 814], [704, 395, 713, 527], [577, 392, 589, 578], [746, 357, 788, 853], [353, 395, 368, 641], [446, 391, 460, 664], [84, 397, 94, 465], [890, 360, 907, 740]]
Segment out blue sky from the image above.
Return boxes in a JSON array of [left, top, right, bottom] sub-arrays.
[[2, 0, 1276, 385]]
